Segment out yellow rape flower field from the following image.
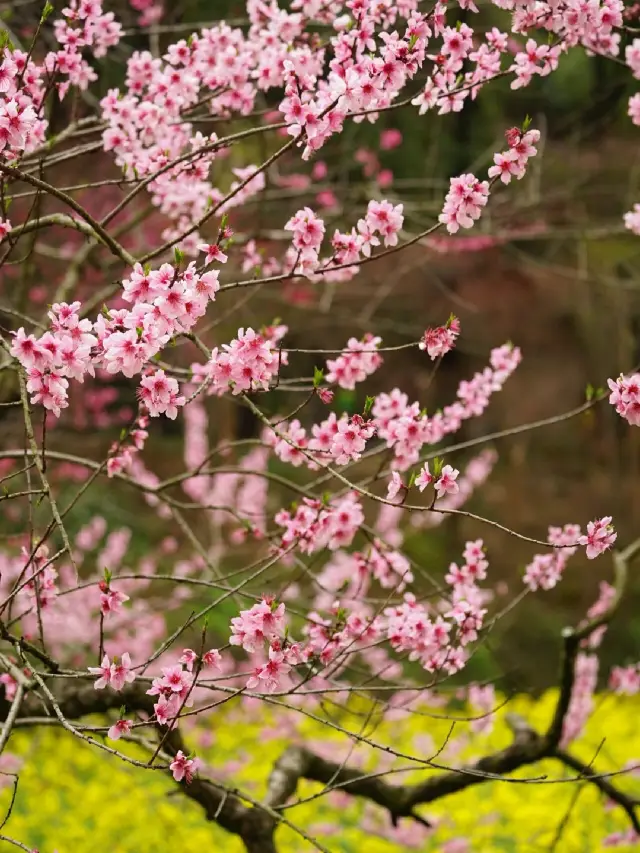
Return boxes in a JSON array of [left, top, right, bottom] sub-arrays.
[[1, 690, 639, 852]]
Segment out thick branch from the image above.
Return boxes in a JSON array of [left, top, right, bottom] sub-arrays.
[[554, 748, 640, 834], [265, 542, 640, 835]]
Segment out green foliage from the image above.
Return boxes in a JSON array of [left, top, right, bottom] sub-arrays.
[[1, 691, 639, 852]]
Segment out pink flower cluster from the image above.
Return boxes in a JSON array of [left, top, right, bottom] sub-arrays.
[[230, 597, 286, 653], [99, 581, 129, 617], [419, 316, 460, 360], [411, 23, 509, 116], [21, 545, 58, 610], [411, 450, 499, 531], [280, 7, 431, 159], [0, 2, 121, 161], [372, 344, 521, 470], [439, 174, 490, 234], [193, 325, 287, 396], [609, 663, 640, 695], [384, 540, 490, 675], [11, 260, 220, 418], [88, 653, 136, 691], [106, 412, 149, 478], [488, 127, 540, 184], [268, 412, 376, 469], [608, 372, 640, 426], [624, 203, 640, 235], [170, 750, 200, 784], [282, 200, 404, 280], [561, 652, 598, 747], [510, 39, 561, 90], [578, 517, 617, 560], [325, 335, 383, 390], [275, 494, 364, 554], [147, 662, 196, 726], [523, 524, 581, 591], [314, 543, 413, 610]]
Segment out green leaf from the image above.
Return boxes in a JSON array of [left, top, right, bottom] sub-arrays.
[[41, 1, 54, 22], [0, 30, 14, 52], [363, 395, 375, 417], [103, 567, 112, 584], [585, 383, 594, 402], [313, 366, 324, 388], [174, 247, 184, 265]]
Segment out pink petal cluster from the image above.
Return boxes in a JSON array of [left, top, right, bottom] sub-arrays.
[[275, 494, 364, 554], [488, 127, 540, 185], [372, 344, 521, 470], [170, 750, 200, 784], [434, 464, 460, 498], [623, 203, 640, 236], [88, 653, 136, 691], [419, 316, 460, 360], [268, 412, 375, 469], [107, 719, 133, 741], [11, 259, 220, 418], [561, 652, 598, 746], [193, 326, 287, 396], [147, 662, 196, 725], [383, 540, 490, 675], [523, 524, 581, 591], [246, 641, 294, 694], [325, 334, 382, 390], [609, 663, 640, 695], [608, 372, 640, 426], [578, 517, 617, 560], [438, 174, 490, 234], [230, 597, 286, 653], [99, 583, 130, 617]]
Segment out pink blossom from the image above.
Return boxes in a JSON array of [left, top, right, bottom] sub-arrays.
[[202, 649, 222, 669], [246, 643, 292, 693], [110, 653, 136, 691], [434, 465, 460, 497], [88, 654, 113, 690], [578, 517, 617, 559], [107, 719, 133, 741], [439, 174, 489, 234], [170, 750, 200, 783], [380, 128, 402, 150], [387, 471, 404, 501], [419, 317, 460, 360], [415, 463, 433, 492], [99, 585, 129, 617], [198, 243, 228, 265], [230, 597, 286, 652]]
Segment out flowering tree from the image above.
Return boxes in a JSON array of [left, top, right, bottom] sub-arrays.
[[1, 0, 640, 850]]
